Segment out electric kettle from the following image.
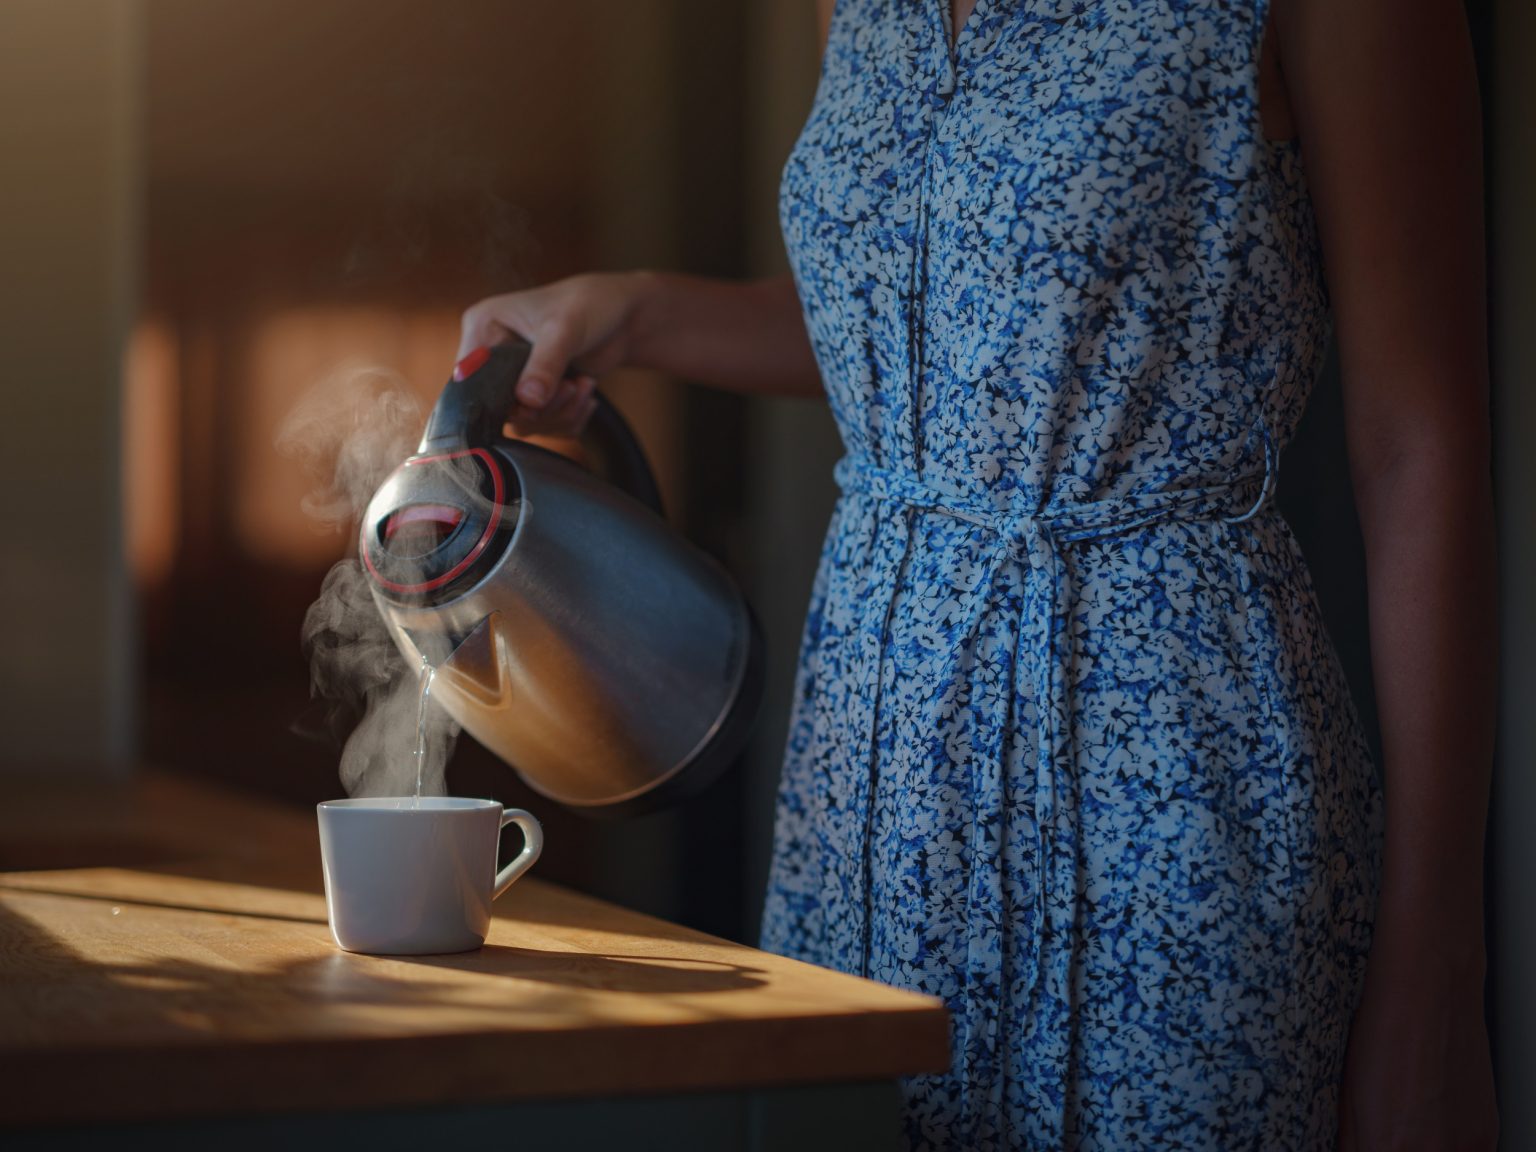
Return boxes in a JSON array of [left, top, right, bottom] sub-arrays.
[[359, 342, 764, 816]]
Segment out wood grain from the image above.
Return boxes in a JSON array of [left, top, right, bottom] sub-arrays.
[[0, 776, 950, 1125]]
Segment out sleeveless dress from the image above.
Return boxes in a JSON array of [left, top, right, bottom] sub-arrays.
[[758, 1, 1386, 1149]]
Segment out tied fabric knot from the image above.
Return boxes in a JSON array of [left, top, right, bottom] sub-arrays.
[[999, 509, 1058, 571], [831, 425, 1278, 1010]]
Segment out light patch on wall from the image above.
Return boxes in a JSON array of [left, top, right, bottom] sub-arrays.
[[123, 318, 181, 587]]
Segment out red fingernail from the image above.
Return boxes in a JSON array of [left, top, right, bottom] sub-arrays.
[[453, 346, 492, 381]]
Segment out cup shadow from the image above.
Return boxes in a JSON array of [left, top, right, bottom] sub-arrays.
[[395, 943, 768, 994]]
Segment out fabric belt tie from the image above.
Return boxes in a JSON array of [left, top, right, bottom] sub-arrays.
[[832, 429, 1277, 1012]]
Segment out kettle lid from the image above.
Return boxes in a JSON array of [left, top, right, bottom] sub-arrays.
[[360, 447, 516, 603]]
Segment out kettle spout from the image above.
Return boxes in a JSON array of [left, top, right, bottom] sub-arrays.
[[435, 612, 507, 707]]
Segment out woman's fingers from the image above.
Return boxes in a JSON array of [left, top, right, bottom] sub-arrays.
[[513, 325, 584, 411], [509, 378, 577, 432], [542, 375, 596, 424], [570, 375, 599, 410], [507, 375, 599, 438], [568, 378, 600, 436]]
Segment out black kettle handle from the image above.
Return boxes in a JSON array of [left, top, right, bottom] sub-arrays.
[[420, 342, 665, 517], [580, 390, 666, 517]]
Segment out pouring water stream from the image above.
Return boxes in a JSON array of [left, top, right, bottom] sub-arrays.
[[414, 656, 436, 805]]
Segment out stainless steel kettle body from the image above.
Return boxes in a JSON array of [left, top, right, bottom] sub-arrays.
[[359, 343, 763, 816]]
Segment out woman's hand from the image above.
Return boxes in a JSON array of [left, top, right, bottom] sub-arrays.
[[458, 271, 653, 438], [1336, 925, 1498, 1151]]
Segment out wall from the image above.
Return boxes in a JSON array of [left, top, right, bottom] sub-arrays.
[[1491, 0, 1534, 1137], [0, 1, 140, 775]]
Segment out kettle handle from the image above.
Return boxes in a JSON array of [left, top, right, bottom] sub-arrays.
[[422, 342, 665, 516], [581, 390, 666, 517]]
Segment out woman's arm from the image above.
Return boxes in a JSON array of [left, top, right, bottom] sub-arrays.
[[627, 271, 823, 397], [459, 271, 822, 436], [1274, 0, 1498, 1148]]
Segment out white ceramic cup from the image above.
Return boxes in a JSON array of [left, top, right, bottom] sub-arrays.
[[317, 797, 543, 955]]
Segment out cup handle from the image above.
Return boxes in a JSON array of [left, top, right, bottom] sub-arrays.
[[493, 808, 543, 899]]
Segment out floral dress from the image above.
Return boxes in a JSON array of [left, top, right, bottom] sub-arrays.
[[758, 1, 1385, 1149]]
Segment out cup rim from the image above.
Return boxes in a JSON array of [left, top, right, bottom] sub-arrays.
[[317, 796, 502, 814]]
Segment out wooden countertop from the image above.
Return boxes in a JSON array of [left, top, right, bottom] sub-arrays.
[[0, 774, 949, 1126]]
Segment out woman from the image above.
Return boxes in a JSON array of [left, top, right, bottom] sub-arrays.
[[459, 1, 1498, 1147]]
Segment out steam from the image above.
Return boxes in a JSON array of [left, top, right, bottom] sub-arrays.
[[279, 362, 459, 798]]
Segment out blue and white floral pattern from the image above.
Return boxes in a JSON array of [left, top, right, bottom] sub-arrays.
[[759, 1, 1385, 1148]]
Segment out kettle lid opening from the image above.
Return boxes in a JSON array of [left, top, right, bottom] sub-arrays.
[[361, 447, 517, 603]]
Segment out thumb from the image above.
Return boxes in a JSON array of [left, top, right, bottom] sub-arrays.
[[513, 328, 578, 410]]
